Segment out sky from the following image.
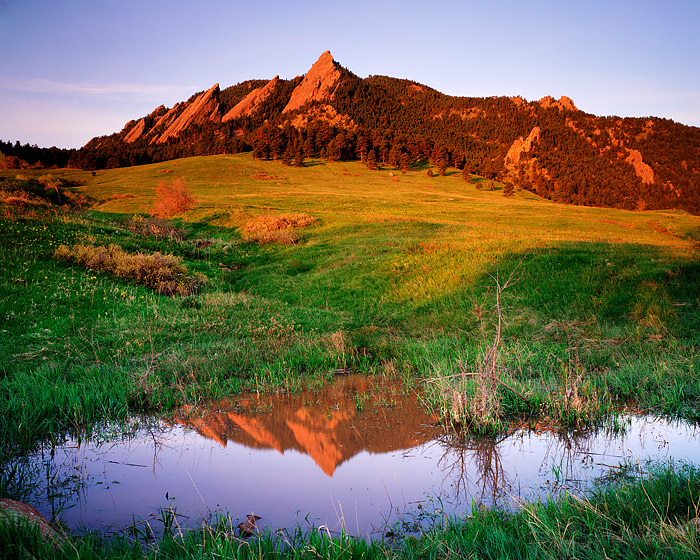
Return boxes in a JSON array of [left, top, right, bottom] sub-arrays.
[[1, 0, 699, 149]]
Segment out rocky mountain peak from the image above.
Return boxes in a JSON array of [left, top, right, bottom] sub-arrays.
[[223, 76, 279, 122], [154, 83, 221, 144], [283, 50, 342, 113], [540, 95, 578, 112]]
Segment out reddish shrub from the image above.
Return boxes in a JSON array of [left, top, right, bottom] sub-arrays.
[[151, 177, 196, 218]]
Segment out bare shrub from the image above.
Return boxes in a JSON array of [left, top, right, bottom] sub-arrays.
[[0, 175, 90, 209], [251, 173, 286, 181], [54, 243, 206, 296], [151, 177, 197, 218], [241, 212, 318, 245], [123, 214, 185, 241], [429, 266, 526, 433]]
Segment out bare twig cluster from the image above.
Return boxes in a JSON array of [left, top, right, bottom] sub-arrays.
[[429, 265, 526, 433]]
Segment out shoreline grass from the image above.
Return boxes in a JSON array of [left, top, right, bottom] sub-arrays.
[[1, 462, 698, 559]]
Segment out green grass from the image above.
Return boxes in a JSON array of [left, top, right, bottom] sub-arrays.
[[1, 154, 699, 448], [1, 153, 700, 555]]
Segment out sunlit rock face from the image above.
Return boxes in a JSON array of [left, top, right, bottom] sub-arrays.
[[282, 50, 343, 114], [151, 84, 222, 144], [223, 76, 280, 122]]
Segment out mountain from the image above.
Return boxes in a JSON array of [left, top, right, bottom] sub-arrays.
[[71, 51, 700, 214]]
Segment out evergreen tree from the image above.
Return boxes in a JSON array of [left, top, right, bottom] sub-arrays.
[[388, 144, 402, 168], [282, 143, 294, 166], [399, 152, 411, 172], [366, 148, 378, 170]]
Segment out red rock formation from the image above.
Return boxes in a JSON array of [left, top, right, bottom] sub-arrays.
[[505, 126, 541, 166], [152, 104, 179, 133], [289, 104, 355, 130], [123, 118, 145, 143], [539, 95, 578, 112], [223, 76, 279, 122], [283, 50, 342, 113], [626, 148, 655, 184], [0, 499, 66, 548], [558, 95, 577, 111], [154, 84, 221, 144]]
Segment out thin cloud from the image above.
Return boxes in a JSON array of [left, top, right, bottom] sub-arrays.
[[0, 76, 197, 97]]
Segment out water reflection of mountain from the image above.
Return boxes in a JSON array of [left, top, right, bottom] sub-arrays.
[[170, 375, 442, 476]]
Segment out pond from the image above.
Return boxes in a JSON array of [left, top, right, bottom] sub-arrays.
[[26, 375, 700, 538]]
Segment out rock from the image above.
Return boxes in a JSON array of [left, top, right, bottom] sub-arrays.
[[504, 126, 541, 166], [558, 95, 577, 111], [223, 76, 279, 121], [539, 95, 578, 112], [625, 148, 655, 184], [283, 51, 343, 113], [238, 513, 261, 537], [0, 499, 66, 549], [123, 117, 146, 143], [154, 84, 222, 144]]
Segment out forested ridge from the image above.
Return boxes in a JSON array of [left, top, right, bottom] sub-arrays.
[[6, 52, 700, 214]]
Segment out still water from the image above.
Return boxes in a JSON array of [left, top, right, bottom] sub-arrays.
[[28, 375, 700, 538]]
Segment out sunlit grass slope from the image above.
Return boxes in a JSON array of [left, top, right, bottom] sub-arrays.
[[1, 153, 699, 453]]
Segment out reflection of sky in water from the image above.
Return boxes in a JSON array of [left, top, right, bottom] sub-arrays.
[[27, 390, 700, 538]]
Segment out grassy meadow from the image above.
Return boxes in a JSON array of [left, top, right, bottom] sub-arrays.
[[1, 153, 700, 555]]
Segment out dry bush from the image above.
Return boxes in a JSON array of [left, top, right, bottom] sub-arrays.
[[0, 175, 90, 209], [124, 214, 185, 241], [429, 266, 526, 433], [0, 189, 47, 207], [251, 173, 286, 181], [241, 212, 318, 245], [151, 177, 197, 218], [631, 281, 676, 334], [54, 243, 206, 296]]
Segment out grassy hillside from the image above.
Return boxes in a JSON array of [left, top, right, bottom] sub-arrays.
[[1, 153, 699, 455], [2, 153, 700, 557]]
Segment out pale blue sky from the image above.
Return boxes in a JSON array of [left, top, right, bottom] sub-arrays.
[[1, 0, 699, 148]]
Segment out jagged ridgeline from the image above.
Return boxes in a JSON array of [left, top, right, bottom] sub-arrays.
[[70, 50, 700, 214]]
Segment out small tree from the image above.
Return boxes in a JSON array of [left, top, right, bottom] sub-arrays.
[[152, 177, 197, 218], [427, 169, 434, 178], [399, 152, 411, 172], [282, 144, 294, 166], [366, 149, 378, 171], [503, 182, 515, 197]]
